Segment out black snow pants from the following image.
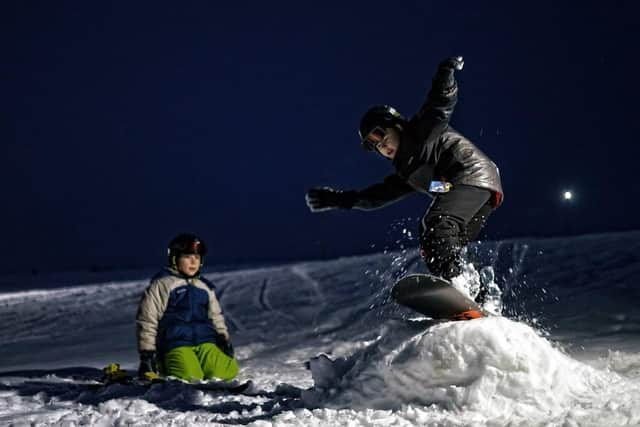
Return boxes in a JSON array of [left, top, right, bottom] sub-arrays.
[[419, 184, 494, 280]]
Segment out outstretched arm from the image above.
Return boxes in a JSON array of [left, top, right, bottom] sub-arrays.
[[306, 174, 414, 212], [414, 56, 464, 130]]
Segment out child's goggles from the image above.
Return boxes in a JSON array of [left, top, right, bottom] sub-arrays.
[[362, 126, 386, 151]]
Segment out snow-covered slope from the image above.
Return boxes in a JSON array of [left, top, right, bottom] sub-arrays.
[[1, 232, 639, 426]]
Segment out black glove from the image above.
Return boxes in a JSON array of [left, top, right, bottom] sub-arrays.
[[217, 336, 235, 358], [439, 56, 464, 71], [434, 56, 464, 92], [305, 187, 357, 212], [138, 350, 158, 378]]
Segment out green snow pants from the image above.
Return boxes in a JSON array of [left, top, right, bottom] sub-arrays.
[[162, 342, 239, 381]]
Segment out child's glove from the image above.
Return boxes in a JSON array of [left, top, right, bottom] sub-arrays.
[[439, 56, 464, 71], [138, 350, 158, 378], [434, 56, 464, 93], [217, 336, 235, 358], [306, 187, 356, 212]]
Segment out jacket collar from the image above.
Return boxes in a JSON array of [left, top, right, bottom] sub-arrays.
[[392, 128, 420, 177], [165, 266, 200, 280]]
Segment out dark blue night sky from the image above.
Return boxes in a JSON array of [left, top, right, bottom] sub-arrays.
[[2, 1, 639, 274]]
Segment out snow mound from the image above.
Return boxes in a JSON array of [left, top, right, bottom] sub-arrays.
[[303, 317, 640, 424]]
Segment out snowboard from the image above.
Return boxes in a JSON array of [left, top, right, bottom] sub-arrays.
[[391, 274, 485, 320], [95, 363, 254, 394]]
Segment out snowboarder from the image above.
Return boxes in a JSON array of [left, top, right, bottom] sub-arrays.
[[136, 233, 238, 381], [305, 57, 503, 290]]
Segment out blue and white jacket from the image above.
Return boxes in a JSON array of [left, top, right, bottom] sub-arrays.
[[136, 267, 229, 354]]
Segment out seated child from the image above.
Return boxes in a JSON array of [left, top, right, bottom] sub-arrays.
[[136, 233, 238, 381]]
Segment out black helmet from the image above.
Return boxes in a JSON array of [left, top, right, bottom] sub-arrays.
[[358, 105, 406, 151], [167, 233, 207, 268]]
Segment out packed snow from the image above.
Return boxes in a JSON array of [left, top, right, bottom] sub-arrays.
[[1, 231, 640, 426]]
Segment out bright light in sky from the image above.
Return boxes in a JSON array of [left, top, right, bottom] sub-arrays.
[[563, 191, 573, 201]]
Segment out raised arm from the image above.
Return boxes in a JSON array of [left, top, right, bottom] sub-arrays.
[[306, 174, 414, 212], [414, 56, 464, 130]]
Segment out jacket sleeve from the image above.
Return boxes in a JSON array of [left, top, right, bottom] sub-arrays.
[[413, 66, 458, 136], [207, 289, 230, 338], [349, 174, 414, 210], [136, 280, 167, 352]]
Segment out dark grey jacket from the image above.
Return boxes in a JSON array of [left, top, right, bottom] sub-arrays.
[[348, 71, 503, 210]]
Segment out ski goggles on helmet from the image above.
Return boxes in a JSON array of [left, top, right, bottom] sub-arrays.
[[361, 126, 387, 151], [186, 240, 204, 254], [170, 238, 206, 256]]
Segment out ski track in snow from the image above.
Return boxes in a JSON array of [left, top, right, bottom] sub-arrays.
[[0, 231, 640, 426]]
